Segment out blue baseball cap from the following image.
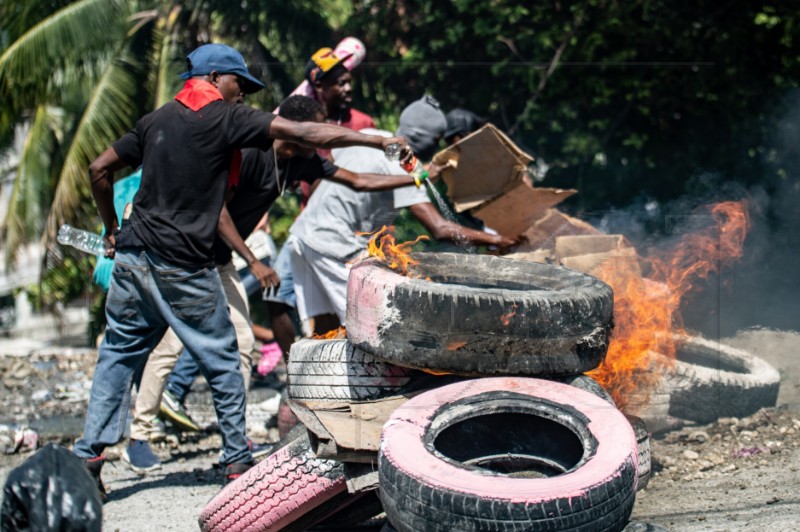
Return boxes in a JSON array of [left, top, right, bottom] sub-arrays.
[[180, 44, 265, 94]]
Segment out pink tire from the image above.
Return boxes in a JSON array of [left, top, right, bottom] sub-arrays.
[[347, 253, 613, 376], [379, 377, 638, 531], [199, 428, 346, 532]]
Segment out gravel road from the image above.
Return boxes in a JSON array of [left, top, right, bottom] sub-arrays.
[[1, 328, 798, 531]]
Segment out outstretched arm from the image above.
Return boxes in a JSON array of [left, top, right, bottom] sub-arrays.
[[409, 202, 522, 251], [326, 167, 415, 191], [268, 116, 407, 153], [89, 147, 129, 255]]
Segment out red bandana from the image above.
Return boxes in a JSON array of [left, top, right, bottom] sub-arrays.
[[174, 79, 223, 111], [174, 79, 241, 188]]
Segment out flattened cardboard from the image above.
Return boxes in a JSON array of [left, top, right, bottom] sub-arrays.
[[555, 234, 634, 259], [560, 247, 642, 278], [295, 396, 411, 453], [434, 124, 533, 212], [471, 182, 576, 237], [516, 209, 603, 252]]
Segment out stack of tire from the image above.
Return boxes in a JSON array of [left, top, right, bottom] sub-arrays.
[[200, 253, 648, 531]]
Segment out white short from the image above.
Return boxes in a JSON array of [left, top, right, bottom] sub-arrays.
[[287, 235, 351, 324]]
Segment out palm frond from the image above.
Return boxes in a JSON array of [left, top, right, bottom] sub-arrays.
[[0, 0, 129, 112], [43, 52, 142, 247], [151, 6, 182, 108], [0, 0, 75, 41], [3, 105, 66, 264]]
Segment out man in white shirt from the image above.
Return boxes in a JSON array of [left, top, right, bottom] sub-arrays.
[[287, 95, 521, 334]]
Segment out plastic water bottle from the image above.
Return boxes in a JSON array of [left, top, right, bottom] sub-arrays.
[[384, 144, 429, 187], [57, 224, 107, 255], [384, 143, 403, 162]]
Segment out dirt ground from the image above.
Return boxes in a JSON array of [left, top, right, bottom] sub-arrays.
[[0, 327, 798, 531]]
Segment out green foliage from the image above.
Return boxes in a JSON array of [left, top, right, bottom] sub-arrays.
[[345, 1, 800, 212], [2, 0, 799, 310], [26, 253, 96, 309], [267, 192, 301, 247]]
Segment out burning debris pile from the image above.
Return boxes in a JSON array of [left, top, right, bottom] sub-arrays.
[[196, 124, 781, 531], [201, 243, 646, 531], [501, 200, 780, 433]]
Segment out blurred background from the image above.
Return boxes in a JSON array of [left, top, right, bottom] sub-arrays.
[[0, 0, 797, 344]]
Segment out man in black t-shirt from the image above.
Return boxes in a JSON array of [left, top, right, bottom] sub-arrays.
[[74, 43, 410, 496], [127, 95, 423, 472]]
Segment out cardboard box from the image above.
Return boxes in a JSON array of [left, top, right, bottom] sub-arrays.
[[560, 247, 643, 278], [432, 124, 576, 236], [516, 209, 603, 252], [472, 182, 576, 237], [554, 234, 634, 259]]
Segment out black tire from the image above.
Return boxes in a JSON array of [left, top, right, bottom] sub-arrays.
[[553, 374, 656, 490], [310, 490, 385, 530], [555, 373, 616, 406], [378, 377, 638, 532], [625, 415, 651, 491], [347, 253, 614, 376], [199, 426, 346, 532], [287, 339, 417, 402], [627, 334, 780, 429]]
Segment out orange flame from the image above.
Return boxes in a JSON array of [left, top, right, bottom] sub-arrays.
[[361, 225, 430, 276], [589, 201, 750, 409], [500, 304, 518, 326], [312, 327, 347, 340]]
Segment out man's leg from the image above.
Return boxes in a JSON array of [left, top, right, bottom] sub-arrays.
[[266, 302, 296, 360], [264, 243, 300, 359], [288, 235, 350, 326], [73, 249, 169, 494], [146, 252, 251, 468], [217, 261, 255, 389], [164, 349, 199, 401], [130, 328, 185, 443]]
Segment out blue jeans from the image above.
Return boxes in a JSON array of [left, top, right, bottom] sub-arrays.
[[263, 243, 296, 307], [73, 248, 251, 466], [166, 349, 199, 403]]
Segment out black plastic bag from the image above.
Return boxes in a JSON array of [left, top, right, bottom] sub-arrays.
[[1, 443, 102, 531]]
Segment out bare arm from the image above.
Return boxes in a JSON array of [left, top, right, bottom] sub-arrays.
[[217, 204, 279, 289], [326, 168, 415, 192], [268, 116, 407, 152], [409, 202, 522, 250], [89, 147, 129, 255]]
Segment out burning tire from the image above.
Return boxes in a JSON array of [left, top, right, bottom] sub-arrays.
[[199, 426, 346, 532], [287, 339, 417, 403], [627, 334, 780, 430], [347, 253, 614, 376], [378, 377, 638, 532]]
